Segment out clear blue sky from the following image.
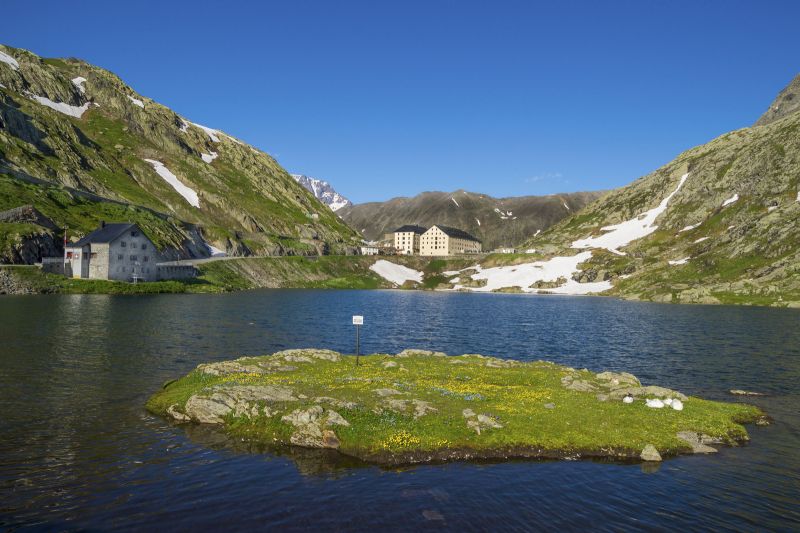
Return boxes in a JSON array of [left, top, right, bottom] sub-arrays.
[[3, 0, 799, 203]]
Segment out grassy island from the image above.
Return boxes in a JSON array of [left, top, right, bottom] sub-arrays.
[[147, 349, 767, 465]]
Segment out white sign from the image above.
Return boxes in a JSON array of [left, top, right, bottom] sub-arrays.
[[352, 315, 364, 325]]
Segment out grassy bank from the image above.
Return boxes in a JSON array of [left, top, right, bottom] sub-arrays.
[[147, 349, 765, 465], [0, 265, 189, 294]]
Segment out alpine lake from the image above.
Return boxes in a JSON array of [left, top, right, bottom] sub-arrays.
[[1, 290, 798, 531]]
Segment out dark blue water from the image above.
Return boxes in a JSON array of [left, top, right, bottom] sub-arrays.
[[1, 290, 798, 531]]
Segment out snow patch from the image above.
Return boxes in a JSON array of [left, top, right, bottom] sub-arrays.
[[452, 251, 611, 295], [668, 257, 690, 266], [29, 94, 91, 118], [443, 173, 690, 296], [0, 50, 19, 70], [693, 237, 709, 244], [179, 120, 190, 133], [204, 241, 227, 257], [572, 173, 689, 255], [767, 206, 778, 212], [451, 197, 460, 208], [143, 159, 200, 207], [369, 260, 423, 286], [475, 218, 481, 226], [563, 202, 570, 211], [191, 122, 221, 142], [679, 223, 700, 233], [71, 77, 87, 94], [127, 95, 145, 108], [201, 151, 218, 164], [721, 194, 739, 207]]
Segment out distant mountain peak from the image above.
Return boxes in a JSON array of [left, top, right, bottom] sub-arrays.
[[292, 174, 352, 211], [755, 73, 800, 126]]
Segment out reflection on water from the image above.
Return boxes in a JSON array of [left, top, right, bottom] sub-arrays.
[[1, 290, 799, 530]]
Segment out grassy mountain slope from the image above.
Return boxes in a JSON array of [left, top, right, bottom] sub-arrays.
[[0, 44, 359, 261], [522, 74, 800, 306], [339, 189, 604, 249]]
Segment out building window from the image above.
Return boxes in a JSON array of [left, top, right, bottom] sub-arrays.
[[130, 255, 138, 261], [118, 254, 124, 260], [120, 241, 126, 247], [143, 256, 149, 262], [141, 244, 147, 250], [131, 231, 138, 237], [131, 243, 137, 249]]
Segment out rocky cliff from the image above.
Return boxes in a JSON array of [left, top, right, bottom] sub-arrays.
[[520, 73, 800, 305], [0, 44, 360, 262]]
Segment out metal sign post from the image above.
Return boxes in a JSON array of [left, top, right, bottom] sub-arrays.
[[352, 315, 364, 365]]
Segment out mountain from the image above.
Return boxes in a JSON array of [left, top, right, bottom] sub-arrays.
[[0, 44, 359, 263], [517, 73, 800, 305], [291, 174, 352, 211], [338, 190, 604, 249]]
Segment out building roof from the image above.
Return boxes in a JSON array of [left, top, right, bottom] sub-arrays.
[[393, 224, 428, 234], [431, 224, 481, 243], [69, 223, 136, 247]]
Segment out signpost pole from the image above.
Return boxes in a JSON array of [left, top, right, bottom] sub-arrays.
[[356, 324, 360, 366], [352, 315, 364, 366]]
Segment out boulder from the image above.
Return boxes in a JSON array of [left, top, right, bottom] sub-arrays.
[[183, 385, 297, 424], [412, 399, 437, 419], [281, 405, 348, 449], [397, 349, 447, 358], [609, 386, 687, 401], [167, 404, 191, 422], [596, 371, 641, 388], [374, 388, 403, 397], [676, 431, 719, 454], [640, 444, 662, 462]]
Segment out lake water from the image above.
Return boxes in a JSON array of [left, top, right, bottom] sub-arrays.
[[1, 290, 798, 531]]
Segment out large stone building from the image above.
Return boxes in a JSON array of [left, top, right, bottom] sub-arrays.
[[65, 223, 160, 281], [420, 225, 482, 256], [392, 225, 427, 255]]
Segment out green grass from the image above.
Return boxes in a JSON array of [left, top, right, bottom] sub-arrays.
[[147, 350, 764, 465], [0, 174, 189, 252], [1, 265, 188, 294]]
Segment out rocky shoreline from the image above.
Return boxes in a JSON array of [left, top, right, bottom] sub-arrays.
[[147, 349, 767, 466]]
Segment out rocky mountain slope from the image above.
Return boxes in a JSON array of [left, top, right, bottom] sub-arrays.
[[516, 73, 800, 305], [291, 174, 352, 211], [0, 44, 359, 263], [339, 189, 604, 249]]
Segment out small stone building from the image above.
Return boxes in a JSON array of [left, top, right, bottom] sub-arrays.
[[65, 223, 160, 282], [392, 225, 427, 255], [420, 225, 482, 256]]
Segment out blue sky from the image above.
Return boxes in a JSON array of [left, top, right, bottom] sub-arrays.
[[3, 0, 799, 203]]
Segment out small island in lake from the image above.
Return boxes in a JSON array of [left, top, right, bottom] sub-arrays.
[[147, 349, 767, 465]]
